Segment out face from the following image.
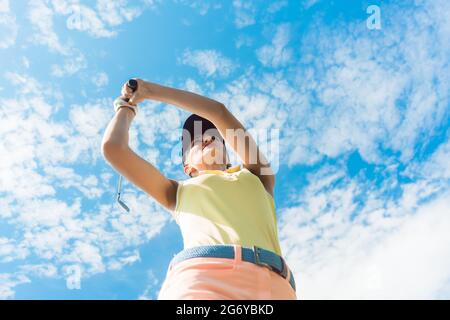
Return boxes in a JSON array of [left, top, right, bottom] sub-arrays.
[[184, 130, 228, 176]]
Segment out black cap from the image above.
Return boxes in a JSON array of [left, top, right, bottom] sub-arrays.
[[181, 114, 226, 166]]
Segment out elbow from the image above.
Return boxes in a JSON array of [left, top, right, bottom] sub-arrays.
[[101, 142, 114, 160], [101, 141, 127, 160], [208, 101, 226, 121], [216, 102, 226, 116]]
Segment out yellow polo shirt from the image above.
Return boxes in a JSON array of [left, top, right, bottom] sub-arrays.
[[171, 164, 282, 256]]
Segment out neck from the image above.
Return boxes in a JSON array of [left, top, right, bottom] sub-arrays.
[[204, 164, 227, 171], [192, 164, 227, 177]]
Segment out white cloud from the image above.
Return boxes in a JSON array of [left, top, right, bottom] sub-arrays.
[[232, 0, 256, 29], [279, 182, 450, 299], [256, 23, 293, 67], [138, 270, 159, 300], [107, 250, 140, 270], [61, 241, 105, 274], [183, 78, 204, 95], [174, 0, 222, 16], [0, 0, 18, 49], [0, 73, 172, 296], [28, 0, 70, 55], [51, 52, 87, 77], [3, 72, 48, 96], [96, 0, 142, 27], [3, 0, 449, 301], [0, 0, 10, 12], [275, 132, 450, 299], [27, 0, 160, 77], [302, 0, 320, 9], [22, 57, 31, 69], [235, 34, 253, 49], [19, 264, 58, 278], [179, 49, 236, 77], [0, 274, 31, 299], [274, 0, 450, 166], [0, 238, 29, 263], [92, 72, 109, 88], [27, 0, 88, 77], [53, 0, 116, 38], [173, 1, 449, 178], [267, 1, 288, 14], [418, 136, 450, 179], [180, 49, 236, 78], [50, 0, 157, 38]]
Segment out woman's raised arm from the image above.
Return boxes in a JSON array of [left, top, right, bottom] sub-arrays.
[[123, 79, 275, 196], [101, 106, 178, 212]]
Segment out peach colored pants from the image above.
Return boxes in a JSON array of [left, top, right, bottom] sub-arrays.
[[157, 245, 297, 300]]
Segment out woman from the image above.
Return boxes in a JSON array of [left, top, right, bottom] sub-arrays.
[[101, 78, 297, 300]]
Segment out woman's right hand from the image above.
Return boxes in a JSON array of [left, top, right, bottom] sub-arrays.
[[121, 78, 159, 106]]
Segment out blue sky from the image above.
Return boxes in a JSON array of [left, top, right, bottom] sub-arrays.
[[0, 0, 449, 299]]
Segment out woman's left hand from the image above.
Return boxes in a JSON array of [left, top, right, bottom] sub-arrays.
[[122, 78, 161, 105], [121, 78, 148, 106]]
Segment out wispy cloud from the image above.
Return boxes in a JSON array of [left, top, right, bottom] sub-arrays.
[[0, 0, 9, 12], [0, 274, 30, 299], [0, 73, 171, 294], [278, 163, 450, 299], [27, 0, 159, 77], [180, 49, 236, 78], [302, 0, 321, 9], [267, 1, 288, 14], [174, 0, 222, 16], [0, 0, 18, 49], [232, 0, 256, 29], [51, 52, 87, 77], [138, 270, 159, 300], [28, 0, 69, 55], [2, 0, 449, 300], [91, 72, 109, 88], [256, 23, 293, 67], [277, 0, 450, 167], [196, 0, 450, 298], [52, 0, 154, 38], [96, 0, 144, 27], [235, 34, 253, 49], [270, 0, 450, 298]]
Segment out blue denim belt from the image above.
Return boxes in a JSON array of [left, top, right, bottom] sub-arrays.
[[170, 244, 296, 292]]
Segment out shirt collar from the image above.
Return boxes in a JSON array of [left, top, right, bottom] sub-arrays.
[[198, 164, 242, 176]]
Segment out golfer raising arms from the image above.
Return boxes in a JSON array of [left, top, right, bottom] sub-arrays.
[[101, 78, 297, 300]]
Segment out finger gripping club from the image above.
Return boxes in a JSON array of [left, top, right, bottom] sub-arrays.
[[124, 79, 138, 102]]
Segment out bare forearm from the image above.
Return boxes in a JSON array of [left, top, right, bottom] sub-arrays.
[[148, 82, 224, 120], [101, 107, 135, 147], [102, 80, 223, 149]]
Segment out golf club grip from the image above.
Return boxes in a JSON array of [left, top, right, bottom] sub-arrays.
[[124, 79, 138, 102]]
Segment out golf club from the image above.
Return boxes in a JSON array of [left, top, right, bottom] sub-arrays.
[[116, 79, 138, 213]]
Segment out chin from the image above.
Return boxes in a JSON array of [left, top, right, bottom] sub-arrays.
[[203, 148, 224, 162]]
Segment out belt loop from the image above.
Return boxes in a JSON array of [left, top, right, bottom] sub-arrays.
[[233, 244, 242, 267]]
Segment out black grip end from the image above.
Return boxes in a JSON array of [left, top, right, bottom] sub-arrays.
[[127, 79, 138, 92]]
